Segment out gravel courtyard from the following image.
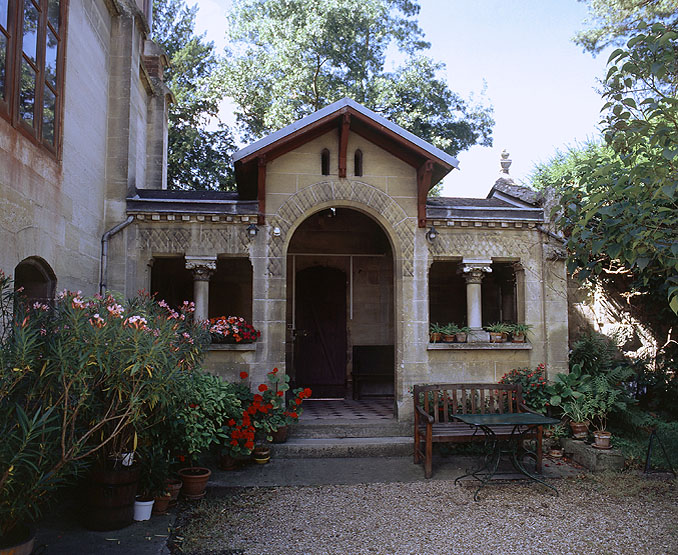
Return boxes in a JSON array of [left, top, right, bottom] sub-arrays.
[[174, 473, 677, 555]]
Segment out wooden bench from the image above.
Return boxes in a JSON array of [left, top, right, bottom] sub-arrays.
[[413, 383, 544, 478]]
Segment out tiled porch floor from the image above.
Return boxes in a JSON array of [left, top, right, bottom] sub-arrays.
[[300, 398, 394, 420]]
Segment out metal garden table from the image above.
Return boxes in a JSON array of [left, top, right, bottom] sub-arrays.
[[452, 412, 561, 500]]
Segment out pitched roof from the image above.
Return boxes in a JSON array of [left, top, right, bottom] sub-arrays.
[[233, 97, 459, 200]]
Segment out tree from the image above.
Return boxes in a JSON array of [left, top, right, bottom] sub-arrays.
[[220, 0, 493, 155], [574, 0, 678, 54], [539, 19, 678, 317], [152, 0, 236, 190]]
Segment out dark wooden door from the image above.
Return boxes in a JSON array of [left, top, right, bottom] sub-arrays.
[[294, 266, 347, 398]]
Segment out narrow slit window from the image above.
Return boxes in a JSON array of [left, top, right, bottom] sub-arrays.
[[354, 149, 363, 176], [321, 148, 330, 175]]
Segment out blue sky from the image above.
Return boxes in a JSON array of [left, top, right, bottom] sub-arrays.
[[194, 0, 610, 198]]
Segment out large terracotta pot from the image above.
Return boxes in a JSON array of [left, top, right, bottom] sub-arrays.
[[0, 524, 34, 555], [178, 467, 211, 500]]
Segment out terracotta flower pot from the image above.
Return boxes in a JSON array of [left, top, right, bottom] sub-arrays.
[[0, 524, 34, 555], [152, 493, 172, 515], [165, 478, 182, 507], [454, 332, 467, 343], [593, 430, 612, 449], [253, 447, 271, 465], [271, 425, 289, 443], [178, 467, 211, 500], [489, 332, 507, 343], [570, 421, 589, 440], [511, 332, 526, 343], [430, 332, 442, 343], [442, 334, 455, 343]]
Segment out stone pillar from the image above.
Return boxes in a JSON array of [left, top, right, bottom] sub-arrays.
[[462, 259, 492, 342], [185, 256, 216, 323]]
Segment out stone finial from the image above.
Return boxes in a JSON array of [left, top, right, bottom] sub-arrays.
[[500, 149, 512, 174]]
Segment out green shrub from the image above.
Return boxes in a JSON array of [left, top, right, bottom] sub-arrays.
[[499, 363, 549, 413]]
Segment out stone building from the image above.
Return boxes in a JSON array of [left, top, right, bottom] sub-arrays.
[[121, 98, 569, 421], [0, 2, 568, 422], [0, 0, 168, 299]]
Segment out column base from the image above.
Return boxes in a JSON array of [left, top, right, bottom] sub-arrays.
[[468, 328, 490, 343]]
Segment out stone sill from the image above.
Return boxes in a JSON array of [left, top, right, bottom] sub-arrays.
[[428, 342, 532, 350], [208, 343, 257, 351]]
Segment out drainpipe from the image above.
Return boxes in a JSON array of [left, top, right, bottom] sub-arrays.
[[99, 216, 135, 295], [536, 225, 566, 244]]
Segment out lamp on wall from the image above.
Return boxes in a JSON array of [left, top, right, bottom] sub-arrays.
[[426, 225, 438, 242], [246, 223, 259, 238]]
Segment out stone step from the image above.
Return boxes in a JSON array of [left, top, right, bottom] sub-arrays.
[[293, 419, 411, 439], [273, 436, 413, 458]]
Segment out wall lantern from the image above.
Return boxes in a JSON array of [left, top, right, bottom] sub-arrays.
[[272, 226, 281, 237], [426, 225, 437, 242], [246, 223, 259, 238]]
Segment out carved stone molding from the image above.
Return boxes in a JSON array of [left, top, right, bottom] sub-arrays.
[[268, 180, 415, 277]]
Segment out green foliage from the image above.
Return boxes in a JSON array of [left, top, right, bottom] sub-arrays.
[[152, 0, 236, 190], [543, 18, 678, 317], [574, 0, 678, 54], [0, 272, 210, 537], [220, 0, 493, 155], [429, 322, 445, 334], [221, 370, 311, 457], [484, 322, 512, 333], [569, 332, 617, 374], [498, 363, 549, 413]]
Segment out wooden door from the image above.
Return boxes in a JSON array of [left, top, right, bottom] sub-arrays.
[[294, 266, 347, 398]]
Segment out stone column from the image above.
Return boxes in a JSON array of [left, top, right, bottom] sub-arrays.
[[462, 259, 492, 342], [185, 256, 216, 323]]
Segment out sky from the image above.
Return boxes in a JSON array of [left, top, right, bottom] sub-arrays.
[[193, 0, 611, 198]]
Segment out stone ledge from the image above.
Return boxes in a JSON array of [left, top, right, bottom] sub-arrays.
[[561, 438, 625, 472], [427, 342, 532, 350], [208, 343, 257, 351]]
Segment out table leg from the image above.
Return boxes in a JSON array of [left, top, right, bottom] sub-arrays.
[[510, 426, 559, 496]]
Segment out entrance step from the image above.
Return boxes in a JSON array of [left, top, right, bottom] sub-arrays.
[[274, 436, 412, 458], [293, 419, 411, 439]]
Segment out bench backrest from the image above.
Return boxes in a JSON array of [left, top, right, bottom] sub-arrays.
[[414, 383, 525, 423]]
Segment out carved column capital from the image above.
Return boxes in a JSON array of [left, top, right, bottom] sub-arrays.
[[185, 256, 217, 281], [461, 259, 493, 284]]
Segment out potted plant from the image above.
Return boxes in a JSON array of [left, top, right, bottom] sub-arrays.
[[508, 323, 533, 343], [561, 396, 595, 439], [208, 315, 260, 344], [429, 322, 445, 343], [441, 323, 458, 343], [454, 325, 471, 343], [485, 322, 511, 342], [588, 371, 631, 449], [0, 275, 213, 538]]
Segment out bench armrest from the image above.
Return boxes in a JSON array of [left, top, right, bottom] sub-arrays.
[[415, 404, 434, 424]]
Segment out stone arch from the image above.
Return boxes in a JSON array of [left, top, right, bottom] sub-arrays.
[[267, 180, 415, 277], [14, 256, 56, 302]]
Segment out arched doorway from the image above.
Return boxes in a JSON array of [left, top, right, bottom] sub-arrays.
[[14, 257, 56, 304], [287, 207, 394, 402]]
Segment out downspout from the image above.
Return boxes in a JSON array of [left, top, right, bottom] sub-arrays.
[[99, 216, 135, 295]]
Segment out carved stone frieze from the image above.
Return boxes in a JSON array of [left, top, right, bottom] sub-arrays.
[[135, 225, 248, 254]]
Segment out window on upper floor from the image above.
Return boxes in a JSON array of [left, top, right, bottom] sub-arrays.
[[354, 149, 363, 176], [0, 0, 67, 154], [321, 148, 330, 175]]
